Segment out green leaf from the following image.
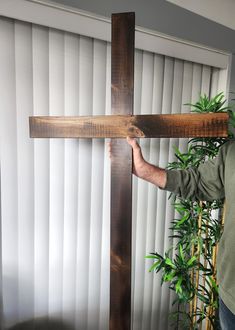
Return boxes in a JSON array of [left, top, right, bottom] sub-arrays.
[[196, 292, 209, 304], [187, 255, 197, 266], [148, 261, 161, 272], [179, 244, 185, 262], [175, 276, 183, 294], [208, 276, 219, 293], [174, 214, 189, 228], [165, 258, 175, 268], [145, 252, 163, 260], [163, 271, 176, 282], [145, 255, 158, 259]]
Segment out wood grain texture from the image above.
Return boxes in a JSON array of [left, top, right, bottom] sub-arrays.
[[110, 13, 134, 330], [29, 113, 229, 138]]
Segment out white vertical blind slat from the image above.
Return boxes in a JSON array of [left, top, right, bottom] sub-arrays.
[[32, 24, 50, 321], [62, 32, 79, 326], [48, 28, 65, 319], [167, 59, 184, 321], [181, 61, 193, 114], [148, 54, 164, 330], [141, 52, 156, 330], [87, 39, 107, 330], [132, 50, 143, 325], [150, 53, 165, 330], [210, 67, 220, 97], [192, 63, 202, 103], [201, 65, 211, 95], [15, 20, 35, 323], [98, 42, 111, 330], [179, 61, 194, 156], [218, 68, 229, 97], [158, 56, 174, 330], [75, 35, 93, 329], [133, 50, 147, 330], [134, 50, 154, 330], [0, 18, 19, 329]]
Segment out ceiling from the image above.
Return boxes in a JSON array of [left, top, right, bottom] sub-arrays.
[[167, 0, 235, 31]]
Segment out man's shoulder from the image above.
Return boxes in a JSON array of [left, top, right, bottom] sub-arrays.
[[222, 139, 235, 162], [224, 139, 235, 150]]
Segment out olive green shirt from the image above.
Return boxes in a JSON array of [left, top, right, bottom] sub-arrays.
[[164, 140, 235, 314]]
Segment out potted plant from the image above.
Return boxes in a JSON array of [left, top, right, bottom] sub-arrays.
[[147, 92, 235, 329]]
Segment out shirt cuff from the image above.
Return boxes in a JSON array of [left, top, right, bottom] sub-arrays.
[[162, 169, 179, 192]]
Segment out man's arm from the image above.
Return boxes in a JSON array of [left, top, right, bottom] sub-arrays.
[[126, 137, 167, 189], [127, 137, 228, 201]]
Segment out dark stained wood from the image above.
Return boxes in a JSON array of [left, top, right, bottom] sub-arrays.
[[29, 113, 229, 138], [110, 13, 134, 330]]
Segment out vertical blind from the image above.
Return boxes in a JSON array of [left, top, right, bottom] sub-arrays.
[[0, 17, 226, 330]]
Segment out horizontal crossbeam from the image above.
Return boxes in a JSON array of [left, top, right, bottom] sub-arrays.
[[29, 113, 228, 138]]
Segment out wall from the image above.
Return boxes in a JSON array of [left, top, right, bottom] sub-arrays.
[[53, 0, 235, 97], [167, 0, 235, 31]]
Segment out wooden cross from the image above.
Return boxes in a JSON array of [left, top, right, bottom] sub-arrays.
[[29, 13, 228, 330]]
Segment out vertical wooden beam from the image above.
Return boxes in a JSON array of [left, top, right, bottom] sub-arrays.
[[110, 12, 135, 330]]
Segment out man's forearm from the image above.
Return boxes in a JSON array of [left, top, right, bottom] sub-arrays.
[[138, 161, 167, 189]]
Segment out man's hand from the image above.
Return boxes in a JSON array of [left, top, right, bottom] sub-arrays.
[[126, 137, 149, 179], [126, 137, 167, 189]]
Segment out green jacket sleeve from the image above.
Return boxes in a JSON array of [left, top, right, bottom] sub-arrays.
[[164, 143, 228, 201]]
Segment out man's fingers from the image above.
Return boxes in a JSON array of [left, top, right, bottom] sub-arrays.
[[126, 136, 140, 150], [126, 136, 135, 146]]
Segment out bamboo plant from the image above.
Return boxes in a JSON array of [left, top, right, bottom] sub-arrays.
[[147, 92, 235, 329]]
